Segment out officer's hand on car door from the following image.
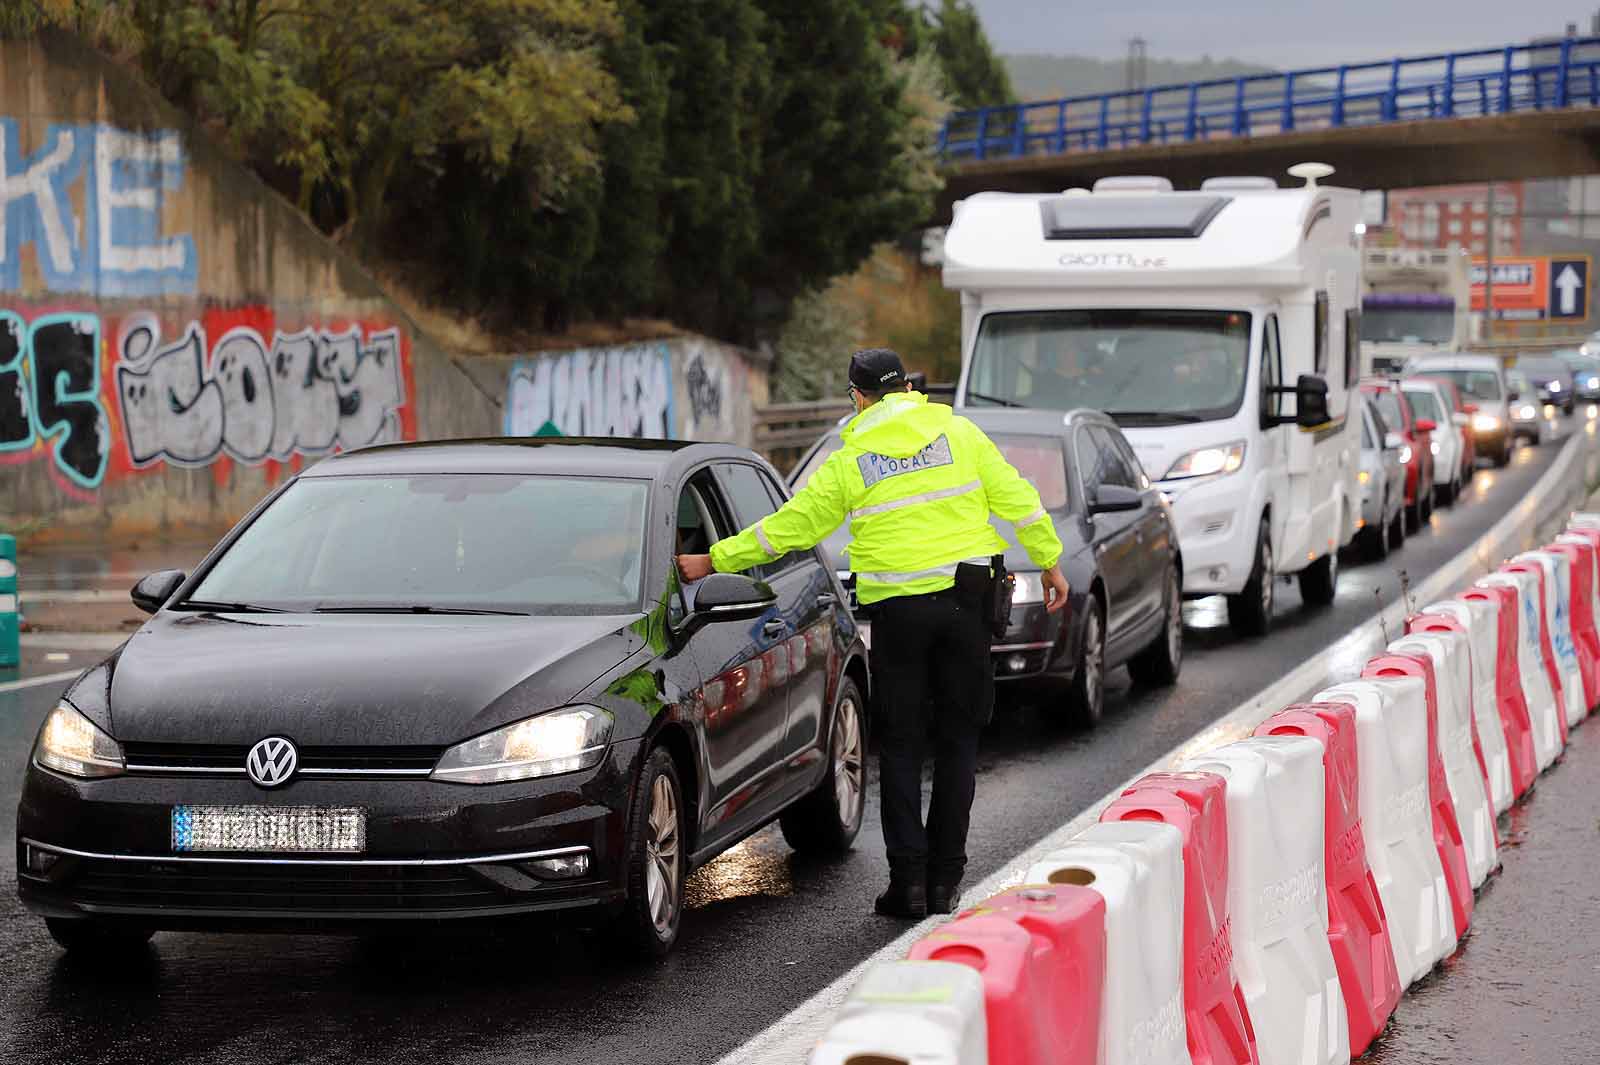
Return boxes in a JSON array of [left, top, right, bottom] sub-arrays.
[[1042, 565, 1069, 613], [677, 554, 714, 582]]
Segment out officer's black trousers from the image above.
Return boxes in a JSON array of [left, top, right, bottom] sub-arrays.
[[869, 586, 992, 887]]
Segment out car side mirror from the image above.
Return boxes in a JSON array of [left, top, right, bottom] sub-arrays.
[[131, 569, 186, 614], [1415, 418, 1437, 433], [689, 572, 777, 625], [1088, 484, 1143, 515], [1384, 431, 1405, 451], [1507, 389, 1521, 402]]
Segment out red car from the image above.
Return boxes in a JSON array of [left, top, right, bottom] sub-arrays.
[[1362, 378, 1436, 532]]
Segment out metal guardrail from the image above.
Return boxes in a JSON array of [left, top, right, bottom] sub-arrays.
[[754, 398, 852, 452], [939, 38, 1600, 163]]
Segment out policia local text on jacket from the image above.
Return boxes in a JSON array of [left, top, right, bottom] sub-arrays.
[[680, 380, 1066, 917]]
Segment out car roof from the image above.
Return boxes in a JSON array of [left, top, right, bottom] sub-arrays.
[[958, 406, 1113, 436], [1408, 353, 1501, 370], [301, 436, 736, 479]]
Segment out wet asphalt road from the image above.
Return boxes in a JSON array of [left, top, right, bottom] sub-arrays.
[[0, 429, 1589, 1065]]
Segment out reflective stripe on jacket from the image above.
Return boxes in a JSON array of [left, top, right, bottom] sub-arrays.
[[710, 391, 1063, 605]]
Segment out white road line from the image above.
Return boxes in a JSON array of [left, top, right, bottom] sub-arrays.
[[0, 670, 84, 695], [719, 432, 1584, 1065]]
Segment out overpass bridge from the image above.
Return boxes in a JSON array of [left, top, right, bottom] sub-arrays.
[[935, 38, 1600, 218]]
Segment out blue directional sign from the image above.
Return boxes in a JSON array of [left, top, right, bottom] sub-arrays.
[[1548, 256, 1591, 321]]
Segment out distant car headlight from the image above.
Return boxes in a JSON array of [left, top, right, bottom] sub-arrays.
[[1518, 404, 1538, 419], [432, 706, 613, 784], [1549, 380, 1562, 392], [34, 702, 125, 779], [1430, 440, 1441, 455], [1011, 571, 1044, 605], [1358, 469, 1370, 484], [1164, 441, 1245, 480], [1586, 376, 1598, 390], [1472, 413, 1502, 432], [1399, 445, 1413, 464]]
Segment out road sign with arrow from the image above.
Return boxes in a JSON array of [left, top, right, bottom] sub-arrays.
[[1549, 257, 1590, 321]]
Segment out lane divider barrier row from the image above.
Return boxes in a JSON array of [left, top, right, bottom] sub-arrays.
[[810, 513, 1600, 1065]]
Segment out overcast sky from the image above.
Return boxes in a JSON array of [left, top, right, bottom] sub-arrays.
[[968, 1, 1597, 67]]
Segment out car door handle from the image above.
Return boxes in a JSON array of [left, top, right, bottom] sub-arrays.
[[762, 619, 789, 638], [816, 593, 837, 607]]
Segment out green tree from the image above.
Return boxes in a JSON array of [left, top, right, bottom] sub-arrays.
[[928, 0, 1014, 108]]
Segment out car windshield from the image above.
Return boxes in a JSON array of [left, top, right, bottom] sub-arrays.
[[966, 309, 1252, 425], [1403, 387, 1443, 422], [1411, 367, 1501, 401], [1371, 389, 1406, 431], [1360, 306, 1455, 344], [187, 474, 650, 614], [791, 432, 1068, 510]]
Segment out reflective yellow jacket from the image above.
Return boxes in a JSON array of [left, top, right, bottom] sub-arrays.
[[710, 392, 1063, 605]]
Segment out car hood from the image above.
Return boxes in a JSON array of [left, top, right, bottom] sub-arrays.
[[98, 611, 645, 747]]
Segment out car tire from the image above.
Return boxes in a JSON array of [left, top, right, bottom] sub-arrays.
[[1068, 596, 1106, 726], [1494, 441, 1512, 467], [1422, 486, 1434, 524], [779, 676, 867, 855], [1298, 548, 1338, 605], [1129, 564, 1183, 687], [1227, 518, 1274, 637], [614, 748, 687, 959], [1387, 501, 1406, 552], [1367, 501, 1391, 561], [45, 918, 153, 954]]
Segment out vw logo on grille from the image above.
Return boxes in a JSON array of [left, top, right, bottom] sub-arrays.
[[246, 737, 298, 787]]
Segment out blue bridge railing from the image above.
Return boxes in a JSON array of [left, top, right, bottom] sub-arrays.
[[939, 38, 1600, 163]]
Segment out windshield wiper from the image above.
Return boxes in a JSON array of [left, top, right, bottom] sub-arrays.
[[172, 600, 287, 614], [964, 389, 1023, 408], [1107, 410, 1205, 424], [312, 605, 529, 616]]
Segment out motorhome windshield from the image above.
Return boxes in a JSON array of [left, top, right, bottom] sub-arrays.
[[966, 309, 1252, 425], [1360, 306, 1454, 344]]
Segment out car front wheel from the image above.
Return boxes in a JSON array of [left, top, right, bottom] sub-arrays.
[[1227, 518, 1274, 636], [615, 748, 686, 958], [779, 677, 866, 854], [1068, 597, 1106, 726]]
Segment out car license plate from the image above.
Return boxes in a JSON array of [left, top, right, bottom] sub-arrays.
[[172, 805, 366, 853]]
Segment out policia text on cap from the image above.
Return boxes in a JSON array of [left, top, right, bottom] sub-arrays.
[[676, 348, 1068, 918]]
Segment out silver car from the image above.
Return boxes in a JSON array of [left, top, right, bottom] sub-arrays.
[[1506, 368, 1547, 445], [1356, 394, 1406, 559]]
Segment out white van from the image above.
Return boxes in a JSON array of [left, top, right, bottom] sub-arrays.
[[943, 167, 1362, 635]]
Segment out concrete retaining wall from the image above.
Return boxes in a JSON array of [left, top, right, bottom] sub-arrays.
[[0, 30, 767, 545]]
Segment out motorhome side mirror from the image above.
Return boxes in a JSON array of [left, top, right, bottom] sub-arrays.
[[1295, 375, 1330, 428], [691, 572, 777, 623], [1383, 431, 1405, 451], [131, 569, 186, 614], [1088, 484, 1144, 515], [1415, 418, 1437, 433]]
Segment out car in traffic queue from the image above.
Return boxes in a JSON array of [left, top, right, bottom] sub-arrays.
[[1515, 355, 1576, 416], [1362, 377, 1435, 531], [1412, 375, 1475, 486], [1506, 367, 1550, 445], [17, 438, 871, 958], [1553, 348, 1600, 403], [1402, 353, 1511, 467], [1356, 394, 1407, 560], [1398, 378, 1463, 506], [789, 407, 1182, 725]]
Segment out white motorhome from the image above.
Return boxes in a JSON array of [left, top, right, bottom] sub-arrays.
[[943, 167, 1362, 635]]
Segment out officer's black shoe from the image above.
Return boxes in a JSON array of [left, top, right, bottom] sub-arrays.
[[873, 881, 928, 919], [928, 883, 963, 915]]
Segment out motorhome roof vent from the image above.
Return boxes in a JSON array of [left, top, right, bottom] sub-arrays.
[[1200, 177, 1277, 190], [1040, 194, 1230, 240], [1091, 176, 1174, 193]]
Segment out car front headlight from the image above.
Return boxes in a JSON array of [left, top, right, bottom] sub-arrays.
[[1549, 381, 1562, 392], [1518, 404, 1538, 419], [432, 706, 614, 784], [1011, 571, 1044, 605], [1472, 413, 1501, 432], [1399, 444, 1413, 464], [1163, 441, 1245, 480], [34, 702, 125, 779], [1430, 440, 1441, 455], [1358, 469, 1370, 484]]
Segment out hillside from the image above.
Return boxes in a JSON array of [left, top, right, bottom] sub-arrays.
[[1002, 53, 1275, 102]]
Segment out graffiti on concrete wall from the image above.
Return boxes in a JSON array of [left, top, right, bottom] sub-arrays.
[[1, 120, 197, 297], [1, 305, 413, 493], [504, 339, 753, 444], [505, 345, 674, 438]]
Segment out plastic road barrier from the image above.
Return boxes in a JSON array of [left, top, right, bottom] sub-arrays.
[[0, 534, 16, 669], [1558, 526, 1600, 628], [1103, 773, 1261, 1065], [1181, 738, 1351, 1065], [1476, 573, 1564, 770], [1387, 633, 1498, 888], [1549, 536, 1600, 709], [1513, 552, 1587, 728], [1498, 562, 1574, 746], [910, 885, 1107, 1065], [1025, 821, 1188, 1065], [1417, 600, 1516, 815], [1457, 583, 1541, 794], [1315, 681, 1455, 986], [1255, 703, 1401, 1058], [811, 959, 991, 1065], [1360, 657, 1474, 938]]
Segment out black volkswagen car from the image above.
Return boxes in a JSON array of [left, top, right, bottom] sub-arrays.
[[790, 408, 1181, 724], [18, 439, 869, 957]]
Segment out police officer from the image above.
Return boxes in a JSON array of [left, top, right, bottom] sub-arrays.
[[676, 348, 1068, 918]]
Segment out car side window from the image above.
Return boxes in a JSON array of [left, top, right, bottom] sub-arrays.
[[716, 462, 804, 580], [1261, 314, 1283, 426], [673, 469, 735, 618], [1076, 426, 1108, 501], [1104, 427, 1150, 488], [1090, 426, 1141, 489]]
